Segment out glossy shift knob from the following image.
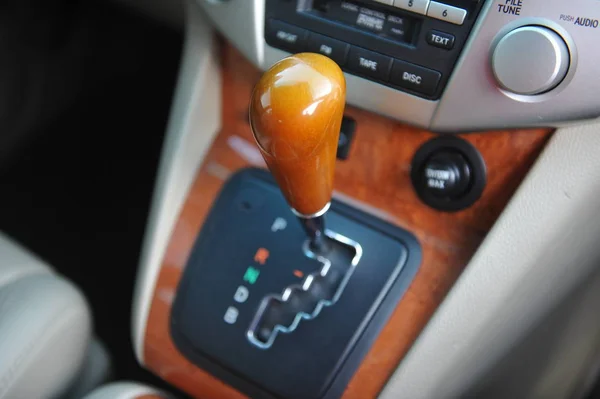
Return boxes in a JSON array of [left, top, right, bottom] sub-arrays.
[[249, 53, 346, 216]]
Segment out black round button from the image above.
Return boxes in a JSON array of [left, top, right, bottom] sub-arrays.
[[421, 152, 471, 198], [411, 136, 486, 212]]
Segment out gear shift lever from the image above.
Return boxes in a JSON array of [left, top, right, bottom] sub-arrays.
[[249, 53, 345, 252], [171, 55, 420, 391]]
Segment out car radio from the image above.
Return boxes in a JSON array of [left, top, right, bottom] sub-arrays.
[[199, 0, 600, 131], [265, 0, 486, 100]]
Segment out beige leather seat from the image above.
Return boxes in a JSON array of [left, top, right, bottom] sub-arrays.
[[83, 382, 172, 399], [0, 232, 172, 399], [0, 232, 94, 398], [0, 232, 162, 399]]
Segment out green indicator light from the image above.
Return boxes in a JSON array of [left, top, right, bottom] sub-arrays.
[[243, 266, 261, 285]]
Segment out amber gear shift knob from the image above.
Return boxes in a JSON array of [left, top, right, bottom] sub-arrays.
[[249, 53, 346, 217]]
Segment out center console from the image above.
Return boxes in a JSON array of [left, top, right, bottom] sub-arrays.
[[137, 38, 551, 398], [129, 1, 600, 398]]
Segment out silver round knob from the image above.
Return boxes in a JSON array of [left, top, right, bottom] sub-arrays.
[[492, 26, 570, 96]]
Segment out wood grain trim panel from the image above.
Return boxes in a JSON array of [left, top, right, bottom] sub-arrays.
[[143, 43, 553, 399]]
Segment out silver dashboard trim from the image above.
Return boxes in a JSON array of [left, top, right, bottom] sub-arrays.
[[199, 0, 265, 66], [431, 1, 600, 131]]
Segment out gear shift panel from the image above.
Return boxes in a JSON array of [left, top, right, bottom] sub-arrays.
[[171, 168, 421, 399], [172, 53, 420, 399]]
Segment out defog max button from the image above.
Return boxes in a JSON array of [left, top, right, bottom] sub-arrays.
[[390, 60, 441, 96]]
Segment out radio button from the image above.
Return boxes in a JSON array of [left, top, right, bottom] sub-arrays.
[[347, 47, 393, 81], [307, 33, 350, 66], [426, 30, 455, 50], [390, 60, 441, 96], [394, 0, 430, 16], [265, 19, 308, 52], [427, 2, 467, 25]]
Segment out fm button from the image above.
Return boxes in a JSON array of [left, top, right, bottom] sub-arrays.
[[307, 33, 350, 66]]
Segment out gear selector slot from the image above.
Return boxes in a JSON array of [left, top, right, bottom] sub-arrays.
[[248, 232, 362, 349]]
